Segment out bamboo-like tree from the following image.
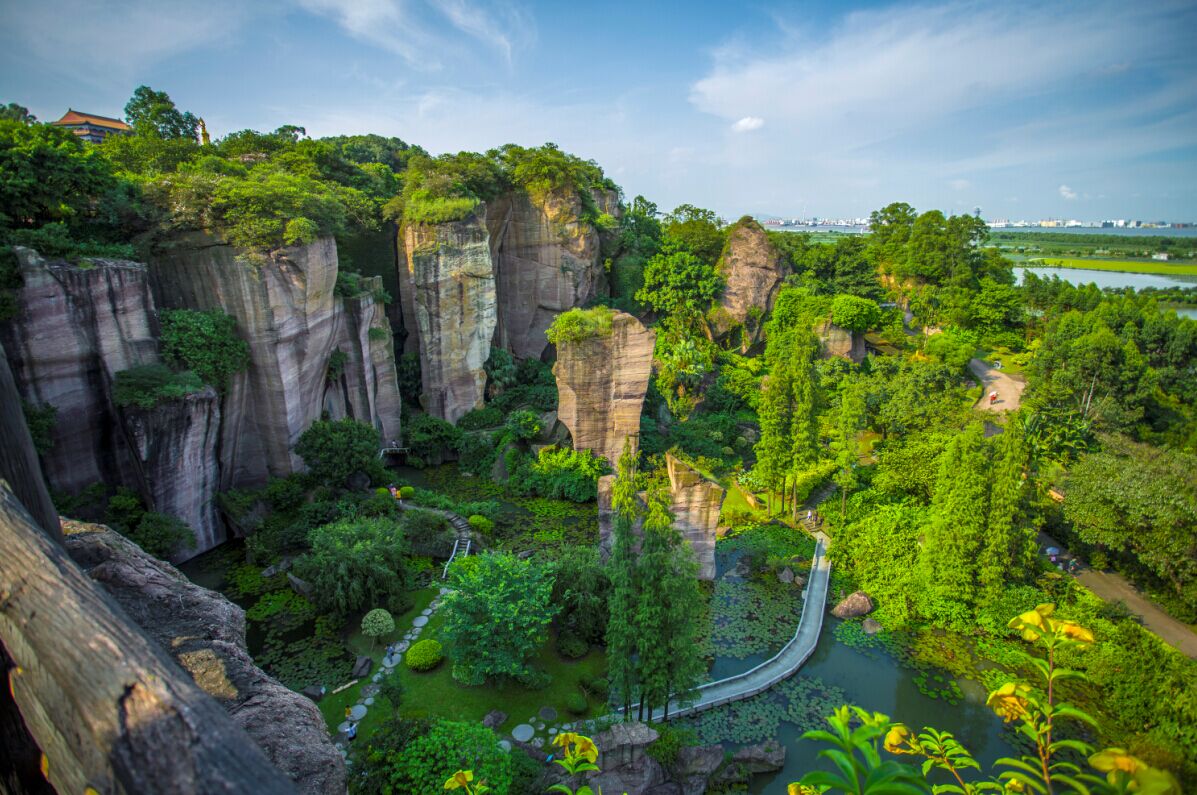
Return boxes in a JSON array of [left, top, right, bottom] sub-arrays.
[[605, 439, 641, 715], [979, 422, 1035, 599]]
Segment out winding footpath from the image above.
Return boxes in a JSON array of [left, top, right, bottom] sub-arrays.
[[968, 358, 1025, 412], [633, 530, 832, 722]]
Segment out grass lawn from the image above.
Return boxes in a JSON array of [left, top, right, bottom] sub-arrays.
[[978, 345, 1031, 378], [318, 586, 609, 744], [1023, 257, 1197, 276]]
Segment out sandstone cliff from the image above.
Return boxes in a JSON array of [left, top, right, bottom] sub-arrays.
[[149, 234, 403, 485], [487, 189, 615, 361], [597, 454, 725, 581], [665, 453, 725, 580], [0, 249, 223, 556], [403, 215, 497, 423], [554, 311, 654, 466], [816, 319, 866, 364], [65, 523, 345, 795], [713, 219, 787, 345]]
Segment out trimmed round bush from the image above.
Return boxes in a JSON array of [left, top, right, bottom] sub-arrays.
[[585, 677, 610, 699], [565, 691, 588, 715], [468, 514, 494, 534], [555, 632, 589, 660], [399, 485, 415, 499], [405, 639, 444, 672]]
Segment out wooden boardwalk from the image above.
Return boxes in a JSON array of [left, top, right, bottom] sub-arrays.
[[631, 530, 832, 722]]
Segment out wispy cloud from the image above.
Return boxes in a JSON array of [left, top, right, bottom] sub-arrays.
[[731, 116, 764, 132], [1059, 184, 1078, 200], [296, 0, 533, 70]]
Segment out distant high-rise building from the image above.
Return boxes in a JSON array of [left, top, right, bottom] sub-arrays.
[[51, 109, 132, 143]]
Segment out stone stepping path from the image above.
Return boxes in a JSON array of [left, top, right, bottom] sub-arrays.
[[334, 591, 451, 751]]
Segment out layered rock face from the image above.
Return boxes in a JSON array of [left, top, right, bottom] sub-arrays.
[[325, 275, 404, 446], [554, 311, 655, 466], [598, 455, 725, 581], [713, 219, 787, 344], [150, 235, 403, 485], [1, 249, 158, 494], [487, 190, 614, 361], [404, 215, 497, 424], [817, 320, 866, 364], [64, 523, 346, 794], [1, 249, 224, 556], [123, 388, 222, 552], [665, 453, 725, 580]]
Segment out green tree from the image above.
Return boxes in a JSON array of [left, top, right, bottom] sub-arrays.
[[661, 204, 726, 264], [830, 294, 882, 332], [978, 423, 1035, 601], [635, 244, 724, 316], [124, 85, 199, 140], [754, 326, 821, 514], [294, 418, 384, 489], [357, 719, 512, 795], [441, 552, 559, 685], [0, 103, 36, 124], [919, 423, 991, 625], [361, 607, 395, 651], [159, 308, 249, 392], [294, 517, 411, 618], [605, 438, 641, 714]]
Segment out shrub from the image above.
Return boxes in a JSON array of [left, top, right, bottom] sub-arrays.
[[546, 306, 614, 345], [457, 406, 503, 430], [367, 326, 388, 342], [294, 517, 412, 619], [112, 364, 204, 408], [555, 632, 589, 660], [21, 400, 57, 455], [405, 639, 443, 672], [405, 412, 462, 462], [830, 294, 883, 332], [399, 485, 415, 499], [582, 676, 610, 699], [294, 418, 385, 488], [402, 509, 455, 556], [159, 308, 249, 393], [456, 432, 498, 477], [564, 691, 588, 715], [467, 514, 494, 534], [283, 217, 319, 245], [126, 511, 195, 559], [510, 445, 611, 502], [326, 349, 348, 382], [647, 724, 698, 769], [505, 409, 541, 440]]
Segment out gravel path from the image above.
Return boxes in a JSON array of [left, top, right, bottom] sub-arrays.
[[968, 358, 1026, 412]]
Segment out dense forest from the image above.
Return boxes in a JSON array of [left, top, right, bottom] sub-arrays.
[[2, 88, 1195, 795]]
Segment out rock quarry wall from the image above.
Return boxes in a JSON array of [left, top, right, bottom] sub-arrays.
[[149, 234, 403, 486], [65, 522, 346, 795], [554, 311, 655, 466], [403, 214, 497, 424], [0, 249, 223, 556], [712, 219, 787, 345], [816, 319, 866, 364]]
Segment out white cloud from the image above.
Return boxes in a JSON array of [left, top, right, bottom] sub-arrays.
[[1059, 184, 1078, 200], [950, 179, 971, 191], [296, 0, 533, 69], [731, 116, 764, 132]]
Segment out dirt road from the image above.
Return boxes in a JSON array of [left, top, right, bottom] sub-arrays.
[[969, 358, 1025, 412]]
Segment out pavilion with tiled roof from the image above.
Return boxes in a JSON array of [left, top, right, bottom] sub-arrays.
[[51, 110, 132, 143]]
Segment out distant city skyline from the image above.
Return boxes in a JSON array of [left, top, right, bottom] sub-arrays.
[[2, 0, 1195, 221]]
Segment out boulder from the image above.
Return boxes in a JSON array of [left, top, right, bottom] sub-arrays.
[[711, 219, 787, 345], [732, 740, 786, 774], [402, 214, 496, 423], [832, 591, 875, 619], [554, 310, 655, 466], [64, 524, 346, 794], [778, 567, 795, 584], [482, 710, 507, 729], [300, 685, 324, 702], [862, 617, 883, 635], [675, 745, 725, 794], [352, 656, 373, 679], [664, 454, 725, 581], [587, 722, 665, 794], [261, 557, 293, 578], [287, 572, 314, 598]]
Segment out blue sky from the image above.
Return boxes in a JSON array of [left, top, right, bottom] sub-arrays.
[[2, 0, 1195, 221]]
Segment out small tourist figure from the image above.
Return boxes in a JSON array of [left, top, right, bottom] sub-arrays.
[[806, 509, 812, 523], [344, 706, 351, 720], [346, 722, 358, 741], [989, 391, 998, 405]]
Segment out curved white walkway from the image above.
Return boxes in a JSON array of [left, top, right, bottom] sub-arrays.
[[631, 530, 832, 722]]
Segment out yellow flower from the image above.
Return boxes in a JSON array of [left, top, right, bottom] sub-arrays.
[[883, 725, 917, 755], [1059, 621, 1095, 645], [986, 682, 1033, 723], [788, 785, 821, 795], [1008, 603, 1054, 642], [1090, 750, 1181, 794], [445, 770, 474, 790], [1004, 778, 1025, 792], [1090, 749, 1142, 775], [554, 731, 579, 749], [574, 735, 599, 763]]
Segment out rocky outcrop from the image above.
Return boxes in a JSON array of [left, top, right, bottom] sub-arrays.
[[832, 590, 875, 618], [589, 722, 666, 795], [123, 388, 222, 553], [325, 275, 404, 446], [64, 523, 346, 795], [403, 215, 497, 423], [712, 219, 786, 344], [817, 319, 866, 364], [487, 190, 615, 361], [665, 454, 725, 581], [1, 248, 223, 556], [1, 249, 158, 495], [554, 310, 654, 465], [149, 234, 403, 485], [149, 235, 342, 485]]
